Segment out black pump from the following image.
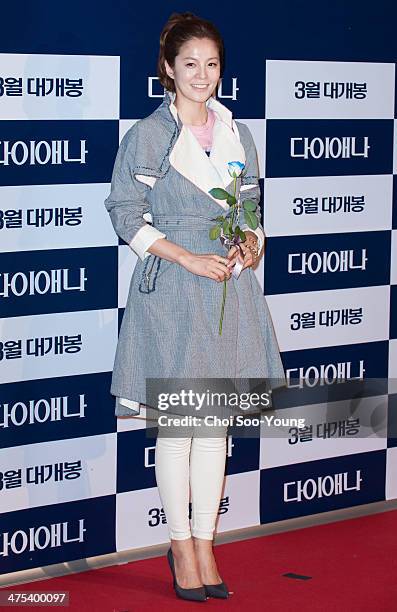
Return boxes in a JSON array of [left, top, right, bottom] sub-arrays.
[[203, 581, 230, 599], [166, 547, 207, 602]]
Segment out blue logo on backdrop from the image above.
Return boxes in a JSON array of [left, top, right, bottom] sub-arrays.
[[117, 429, 158, 493], [0, 247, 118, 317], [0, 120, 119, 186], [283, 340, 389, 381], [259, 449, 386, 523], [0, 373, 115, 449], [0, 495, 116, 574], [264, 231, 391, 294], [265, 120, 393, 177], [225, 433, 260, 475], [277, 340, 389, 408]]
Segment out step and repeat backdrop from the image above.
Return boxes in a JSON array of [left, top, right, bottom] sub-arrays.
[[0, 46, 396, 577]]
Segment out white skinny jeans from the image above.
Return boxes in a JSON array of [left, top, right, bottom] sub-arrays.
[[155, 427, 228, 540]]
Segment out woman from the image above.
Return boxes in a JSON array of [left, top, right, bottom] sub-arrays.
[[105, 12, 285, 602]]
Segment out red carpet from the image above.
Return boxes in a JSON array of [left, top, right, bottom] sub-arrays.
[[3, 509, 397, 611]]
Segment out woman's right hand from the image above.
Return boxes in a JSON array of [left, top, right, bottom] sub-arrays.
[[178, 252, 235, 282]]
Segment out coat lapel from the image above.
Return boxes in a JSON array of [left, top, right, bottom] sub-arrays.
[[166, 90, 246, 210]]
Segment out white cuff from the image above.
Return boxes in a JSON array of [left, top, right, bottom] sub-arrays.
[[129, 224, 166, 261], [119, 397, 140, 411], [240, 224, 265, 256]]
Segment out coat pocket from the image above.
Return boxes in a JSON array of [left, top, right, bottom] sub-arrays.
[[137, 253, 175, 293], [138, 254, 161, 293]]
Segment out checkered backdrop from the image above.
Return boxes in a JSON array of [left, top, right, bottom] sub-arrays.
[[0, 1, 396, 579]]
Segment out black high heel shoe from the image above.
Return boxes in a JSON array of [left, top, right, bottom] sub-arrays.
[[203, 581, 230, 599], [166, 548, 207, 602]]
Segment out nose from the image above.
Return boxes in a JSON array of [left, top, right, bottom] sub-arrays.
[[196, 64, 208, 80]]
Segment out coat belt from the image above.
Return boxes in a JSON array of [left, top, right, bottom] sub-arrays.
[[152, 214, 216, 231], [139, 215, 220, 294]]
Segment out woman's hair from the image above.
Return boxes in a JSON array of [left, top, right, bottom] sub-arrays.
[[157, 12, 224, 95]]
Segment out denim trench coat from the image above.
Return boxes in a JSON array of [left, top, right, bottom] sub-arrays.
[[104, 90, 286, 417]]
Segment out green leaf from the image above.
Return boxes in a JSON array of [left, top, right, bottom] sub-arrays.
[[209, 187, 229, 200], [222, 218, 230, 235], [243, 199, 256, 212], [226, 194, 237, 206], [244, 210, 259, 230], [209, 226, 221, 240], [237, 227, 246, 240]]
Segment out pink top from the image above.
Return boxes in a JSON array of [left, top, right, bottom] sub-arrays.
[[185, 108, 216, 153]]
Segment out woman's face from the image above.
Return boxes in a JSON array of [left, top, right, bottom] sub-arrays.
[[165, 37, 221, 104]]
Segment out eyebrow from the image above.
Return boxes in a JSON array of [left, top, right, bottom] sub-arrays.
[[182, 56, 219, 60]]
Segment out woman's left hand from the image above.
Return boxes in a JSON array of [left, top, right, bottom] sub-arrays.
[[227, 234, 259, 272]]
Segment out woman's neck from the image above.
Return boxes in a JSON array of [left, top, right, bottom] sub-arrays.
[[173, 95, 209, 126]]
